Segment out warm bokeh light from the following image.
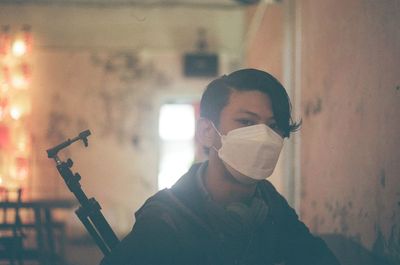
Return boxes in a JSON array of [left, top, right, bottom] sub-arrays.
[[10, 106, 22, 120], [11, 39, 27, 57], [10, 64, 30, 89], [0, 98, 8, 121], [14, 128, 30, 154], [11, 74, 28, 89], [17, 139, 28, 153], [13, 157, 29, 181], [15, 167, 28, 180], [0, 125, 10, 149], [5, 182, 19, 196], [1, 84, 10, 93], [0, 25, 32, 191], [0, 26, 11, 56], [1, 66, 10, 87]]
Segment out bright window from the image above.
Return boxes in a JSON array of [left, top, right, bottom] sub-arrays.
[[158, 104, 195, 190]]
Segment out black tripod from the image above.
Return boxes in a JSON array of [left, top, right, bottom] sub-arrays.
[[46, 130, 119, 256]]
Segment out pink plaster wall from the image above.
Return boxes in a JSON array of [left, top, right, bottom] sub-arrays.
[[299, 1, 400, 263], [245, 4, 283, 80], [245, 0, 400, 263]]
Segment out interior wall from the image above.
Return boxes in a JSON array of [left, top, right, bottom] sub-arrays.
[[245, 0, 400, 264], [0, 4, 244, 234], [299, 1, 400, 264], [0, 4, 243, 52], [245, 3, 283, 80], [2, 1, 398, 263]]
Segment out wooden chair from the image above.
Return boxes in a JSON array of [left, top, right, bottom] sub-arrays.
[[0, 188, 71, 265], [0, 187, 24, 265]]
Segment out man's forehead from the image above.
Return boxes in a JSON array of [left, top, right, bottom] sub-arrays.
[[227, 89, 269, 99], [224, 90, 272, 116], [225, 90, 272, 110]]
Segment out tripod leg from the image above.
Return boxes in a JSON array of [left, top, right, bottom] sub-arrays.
[[34, 208, 47, 265], [75, 208, 110, 256]]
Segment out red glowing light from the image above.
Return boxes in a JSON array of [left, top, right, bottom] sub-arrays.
[[0, 25, 11, 56], [0, 124, 10, 149], [16, 156, 29, 180], [10, 64, 31, 89]]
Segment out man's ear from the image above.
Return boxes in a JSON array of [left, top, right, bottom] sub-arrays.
[[196, 118, 216, 148]]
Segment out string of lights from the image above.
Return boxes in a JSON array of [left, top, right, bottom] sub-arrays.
[[0, 24, 32, 197]]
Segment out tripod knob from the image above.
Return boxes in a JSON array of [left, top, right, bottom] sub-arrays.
[[75, 173, 82, 181], [66, 159, 73, 168]]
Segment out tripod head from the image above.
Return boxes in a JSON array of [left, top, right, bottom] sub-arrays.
[[46, 130, 91, 159]]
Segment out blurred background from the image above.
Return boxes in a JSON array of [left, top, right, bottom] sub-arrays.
[[0, 0, 398, 264]]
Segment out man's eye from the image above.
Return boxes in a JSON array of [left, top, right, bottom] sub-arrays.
[[269, 123, 283, 136], [237, 119, 256, 126], [269, 123, 278, 129]]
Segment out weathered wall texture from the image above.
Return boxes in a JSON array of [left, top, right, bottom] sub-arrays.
[[0, 4, 244, 234], [245, 4, 283, 80], [299, 1, 400, 264], [245, 0, 400, 264]]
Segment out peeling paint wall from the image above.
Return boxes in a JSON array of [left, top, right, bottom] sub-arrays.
[[245, 0, 400, 264], [245, 3, 288, 195], [0, 4, 244, 234], [245, 4, 283, 80], [299, 1, 400, 264]]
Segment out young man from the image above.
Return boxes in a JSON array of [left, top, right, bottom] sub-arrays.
[[101, 69, 340, 265]]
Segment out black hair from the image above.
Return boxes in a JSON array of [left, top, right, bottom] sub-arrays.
[[199, 68, 301, 138]]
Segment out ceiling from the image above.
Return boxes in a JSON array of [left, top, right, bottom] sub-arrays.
[[0, 0, 262, 9]]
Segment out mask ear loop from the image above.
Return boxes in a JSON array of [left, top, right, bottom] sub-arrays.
[[210, 121, 222, 152]]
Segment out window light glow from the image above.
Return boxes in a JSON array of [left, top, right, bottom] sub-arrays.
[[158, 103, 196, 190], [158, 142, 194, 190], [159, 104, 195, 141]]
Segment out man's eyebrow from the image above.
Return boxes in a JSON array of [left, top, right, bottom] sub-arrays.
[[237, 109, 276, 122], [237, 109, 259, 117]]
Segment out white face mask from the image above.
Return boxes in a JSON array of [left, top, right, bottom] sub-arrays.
[[212, 123, 284, 184]]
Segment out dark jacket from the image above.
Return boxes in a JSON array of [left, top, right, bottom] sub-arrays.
[[101, 163, 340, 265]]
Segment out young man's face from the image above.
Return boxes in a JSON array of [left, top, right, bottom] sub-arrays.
[[213, 89, 281, 149]]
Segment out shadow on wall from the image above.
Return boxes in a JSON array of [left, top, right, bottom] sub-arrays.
[[321, 234, 392, 265]]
